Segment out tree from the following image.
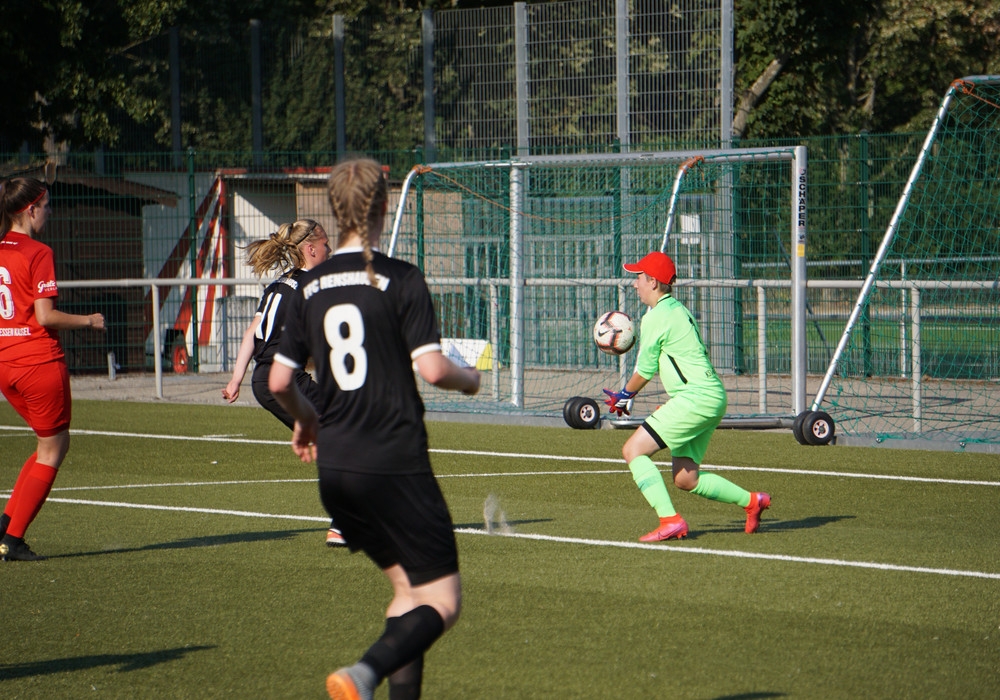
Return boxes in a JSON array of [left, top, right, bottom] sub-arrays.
[[864, 0, 1000, 132], [5, 0, 1000, 154], [0, 0, 330, 151], [734, 0, 876, 139], [0, 0, 135, 150], [734, 0, 1000, 139]]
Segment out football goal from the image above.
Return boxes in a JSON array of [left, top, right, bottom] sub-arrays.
[[804, 76, 1000, 452], [387, 147, 809, 427]]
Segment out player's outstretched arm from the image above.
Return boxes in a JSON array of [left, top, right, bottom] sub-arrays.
[[415, 351, 481, 396], [223, 315, 262, 402], [34, 298, 105, 331]]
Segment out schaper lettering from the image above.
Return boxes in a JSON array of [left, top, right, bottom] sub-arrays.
[[797, 171, 807, 234]]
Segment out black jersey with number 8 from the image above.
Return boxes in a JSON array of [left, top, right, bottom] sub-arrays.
[[275, 248, 442, 475]]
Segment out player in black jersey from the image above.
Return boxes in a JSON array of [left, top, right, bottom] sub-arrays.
[[221, 219, 345, 546], [270, 159, 480, 700]]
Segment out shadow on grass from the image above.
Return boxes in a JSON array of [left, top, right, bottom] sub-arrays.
[[713, 693, 787, 700], [0, 645, 215, 680], [48, 528, 320, 560], [759, 514, 855, 531], [690, 515, 855, 538]]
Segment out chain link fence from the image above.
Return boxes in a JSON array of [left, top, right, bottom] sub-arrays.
[[31, 0, 727, 160]]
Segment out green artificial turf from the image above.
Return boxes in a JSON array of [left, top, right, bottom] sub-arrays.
[[1, 400, 997, 698]]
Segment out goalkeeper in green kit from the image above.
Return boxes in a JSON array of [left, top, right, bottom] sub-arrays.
[[604, 252, 771, 542]]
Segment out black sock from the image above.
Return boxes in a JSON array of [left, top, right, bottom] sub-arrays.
[[359, 606, 444, 681], [388, 655, 424, 700], [0, 513, 9, 538]]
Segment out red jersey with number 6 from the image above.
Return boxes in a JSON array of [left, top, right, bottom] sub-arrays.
[[0, 231, 64, 366]]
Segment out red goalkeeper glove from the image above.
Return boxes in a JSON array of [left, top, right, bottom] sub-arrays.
[[602, 388, 637, 417]]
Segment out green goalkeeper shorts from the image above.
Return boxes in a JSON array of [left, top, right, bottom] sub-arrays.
[[642, 388, 726, 465]]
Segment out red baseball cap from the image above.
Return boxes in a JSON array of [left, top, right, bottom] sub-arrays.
[[623, 251, 676, 285]]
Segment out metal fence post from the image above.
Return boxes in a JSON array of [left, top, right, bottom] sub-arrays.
[[250, 19, 263, 165], [509, 164, 524, 407], [333, 15, 346, 157], [720, 0, 734, 147], [514, 3, 529, 157], [187, 147, 200, 372], [170, 27, 182, 169], [615, 0, 630, 151], [152, 283, 163, 399], [422, 10, 436, 164]]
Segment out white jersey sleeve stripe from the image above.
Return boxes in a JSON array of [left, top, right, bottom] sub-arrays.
[[410, 343, 442, 361], [273, 352, 302, 370]]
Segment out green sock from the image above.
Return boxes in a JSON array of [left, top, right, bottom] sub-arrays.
[[691, 471, 751, 507], [628, 456, 676, 517]]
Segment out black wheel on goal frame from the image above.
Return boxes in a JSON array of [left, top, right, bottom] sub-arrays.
[[563, 396, 601, 429], [792, 410, 811, 445], [563, 397, 585, 427], [802, 410, 836, 446]]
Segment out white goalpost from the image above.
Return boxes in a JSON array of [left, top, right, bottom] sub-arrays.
[[388, 147, 809, 427]]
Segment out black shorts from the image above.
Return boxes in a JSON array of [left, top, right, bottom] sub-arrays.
[[318, 469, 459, 586], [251, 363, 321, 429]]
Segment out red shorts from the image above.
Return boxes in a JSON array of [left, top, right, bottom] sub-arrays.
[[0, 360, 72, 437]]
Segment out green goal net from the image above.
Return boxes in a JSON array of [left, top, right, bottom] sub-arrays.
[[813, 76, 1000, 451]]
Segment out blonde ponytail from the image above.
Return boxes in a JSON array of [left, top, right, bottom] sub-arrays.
[[244, 219, 323, 277]]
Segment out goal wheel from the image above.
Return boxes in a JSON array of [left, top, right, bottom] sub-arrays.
[[563, 396, 600, 429], [792, 410, 811, 445], [563, 396, 584, 426], [801, 411, 835, 446]]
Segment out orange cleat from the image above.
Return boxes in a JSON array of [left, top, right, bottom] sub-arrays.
[[326, 669, 369, 700], [744, 492, 771, 534], [639, 515, 688, 542], [326, 528, 347, 547]]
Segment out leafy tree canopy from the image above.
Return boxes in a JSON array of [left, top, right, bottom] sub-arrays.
[[735, 0, 1000, 139], [3, 0, 999, 151]]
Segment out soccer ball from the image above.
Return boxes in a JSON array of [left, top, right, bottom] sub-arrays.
[[593, 311, 635, 355]]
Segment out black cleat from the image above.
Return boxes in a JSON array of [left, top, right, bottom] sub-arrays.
[[0, 537, 47, 562]]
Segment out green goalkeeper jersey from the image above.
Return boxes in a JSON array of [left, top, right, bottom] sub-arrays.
[[635, 294, 725, 398]]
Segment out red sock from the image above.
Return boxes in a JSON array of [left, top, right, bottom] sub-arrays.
[[7, 462, 58, 539], [3, 452, 37, 519]]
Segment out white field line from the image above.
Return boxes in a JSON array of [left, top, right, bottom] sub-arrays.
[[46, 497, 329, 522], [454, 529, 1000, 580], [1, 424, 997, 488], [34, 496, 1000, 580], [3, 423, 999, 579]]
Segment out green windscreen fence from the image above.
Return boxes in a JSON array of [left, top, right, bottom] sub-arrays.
[[4, 118, 997, 448]]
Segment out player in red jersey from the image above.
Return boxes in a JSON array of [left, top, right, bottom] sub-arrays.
[[0, 177, 106, 561]]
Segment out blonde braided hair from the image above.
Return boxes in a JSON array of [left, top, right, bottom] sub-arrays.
[[327, 158, 387, 287], [244, 219, 323, 277]]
